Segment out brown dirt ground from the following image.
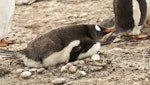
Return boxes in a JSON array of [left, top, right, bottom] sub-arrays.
[[1, 0, 150, 85]]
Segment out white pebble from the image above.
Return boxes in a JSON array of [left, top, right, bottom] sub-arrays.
[[113, 38, 121, 43], [60, 66, 68, 72], [20, 71, 32, 78], [73, 60, 85, 65], [16, 69, 24, 74], [68, 66, 77, 73], [145, 78, 149, 81], [37, 68, 45, 73], [73, 61, 80, 65], [91, 54, 100, 61], [79, 60, 85, 65], [51, 78, 66, 85], [65, 63, 73, 68], [0, 56, 3, 61], [29, 68, 37, 72], [75, 71, 87, 78], [78, 71, 86, 77]]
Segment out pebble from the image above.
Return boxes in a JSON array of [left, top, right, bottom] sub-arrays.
[[65, 63, 73, 68], [79, 13, 88, 17], [78, 71, 86, 77], [109, 48, 124, 52], [51, 78, 66, 85], [29, 68, 37, 72], [37, 68, 45, 73], [16, 69, 24, 74], [75, 71, 87, 78], [68, 66, 77, 73], [145, 78, 149, 81], [0, 56, 3, 61], [73, 60, 85, 66], [113, 38, 122, 43], [89, 66, 103, 72], [60, 66, 68, 72], [91, 54, 100, 61], [20, 71, 32, 78]]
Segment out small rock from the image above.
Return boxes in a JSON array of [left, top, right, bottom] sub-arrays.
[[79, 60, 85, 65], [82, 66, 89, 72], [16, 69, 24, 74], [89, 66, 103, 72], [109, 48, 123, 52], [73, 60, 85, 66], [65, 63, 73, 69], [37, 68, 45, 73], [79, 13, 88, 17], [75, 71, 87, 78], [145, 78, 149, 81], [91, 54, 100, 61], [24, 67, 29, 71], [113, 38, 122, 43], [68, 66, 77, 73], [78, 71, 86, 77], [29, 68, 37, 72], [133, 82, 140, 85], [60, 66, 68, 72], [73, 61, 80, 65], [20, 71, 32, 78], [0, 56, 3, 61], [51, 78, 66, 85]]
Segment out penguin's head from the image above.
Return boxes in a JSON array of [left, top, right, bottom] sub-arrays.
[[89, 25, 115, 41]]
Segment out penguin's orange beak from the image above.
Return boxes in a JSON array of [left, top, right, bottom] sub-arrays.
[[104, 29, 115, 33]]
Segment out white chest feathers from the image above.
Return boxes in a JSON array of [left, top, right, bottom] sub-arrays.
[[43, 40, 80, 67], [146, 0, 150, 21]]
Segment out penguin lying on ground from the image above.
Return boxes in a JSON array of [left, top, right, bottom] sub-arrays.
[[102, 0, 150, 45], [0, 24, 114, 68]]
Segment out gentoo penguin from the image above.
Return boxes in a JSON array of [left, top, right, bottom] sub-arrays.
[[0, 24, 113, 68], [102, 0, 150, 44], [0, 0, 15, 47]]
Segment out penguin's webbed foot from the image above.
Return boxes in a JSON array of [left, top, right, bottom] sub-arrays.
[[0, 38, 14, 47], [135, 34, 148, 40]]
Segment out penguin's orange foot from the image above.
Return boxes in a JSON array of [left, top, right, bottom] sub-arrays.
[[135, 34, 148, 40], [2, 38, 14, 44], [0, 38, 14, 47]]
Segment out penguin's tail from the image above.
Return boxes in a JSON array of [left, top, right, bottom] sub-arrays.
[[0, 48, 22, 57]]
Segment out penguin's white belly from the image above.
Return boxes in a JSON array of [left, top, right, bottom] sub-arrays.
[[23, 40, 81, 67], [78, 42, 101, 60], [132, 0, 143, 35], [43, 40, 80, 67], [146, 0, 150, 21], [0, 0, 15, 39]]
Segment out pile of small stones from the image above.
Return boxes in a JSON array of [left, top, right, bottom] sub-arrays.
[[13, 67, 45, 78], [12, 54, 107, 84]]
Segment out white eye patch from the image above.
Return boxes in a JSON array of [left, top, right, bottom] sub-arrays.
[[95, 25, 101, 32]]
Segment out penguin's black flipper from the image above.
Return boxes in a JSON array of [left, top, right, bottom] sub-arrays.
[[69, 45, 82, 62]]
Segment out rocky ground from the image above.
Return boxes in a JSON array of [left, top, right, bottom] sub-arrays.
[[0, 0, 150, 85]]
